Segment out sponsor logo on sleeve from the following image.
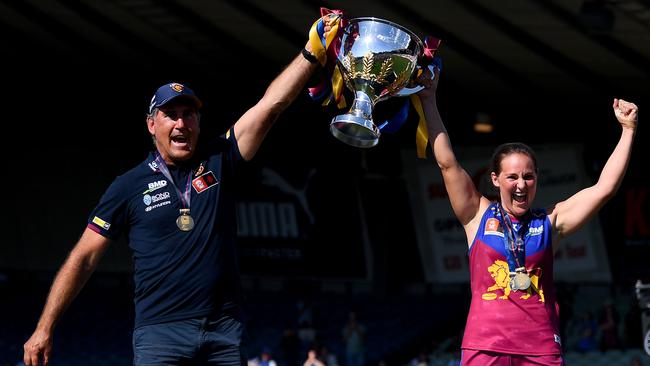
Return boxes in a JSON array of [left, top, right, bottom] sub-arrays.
[[92, 216, 111, 230], [192, 171, 218, 193]]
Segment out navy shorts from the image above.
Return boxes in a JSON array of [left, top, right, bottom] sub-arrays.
[[133, 313, 248, 366]]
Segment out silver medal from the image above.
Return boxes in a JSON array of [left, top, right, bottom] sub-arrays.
[[510, 271, 531, 291]]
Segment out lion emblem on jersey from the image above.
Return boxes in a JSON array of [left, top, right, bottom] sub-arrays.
[[482, 260, 545, 302]]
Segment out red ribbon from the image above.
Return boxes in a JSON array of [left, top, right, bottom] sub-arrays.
[[423, 36, 442, 60]]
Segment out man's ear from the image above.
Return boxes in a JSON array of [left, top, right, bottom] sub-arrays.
[[490, 172, 500, 188], [146, 115, 155, 135]]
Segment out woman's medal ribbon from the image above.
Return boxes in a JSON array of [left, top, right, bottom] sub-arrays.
[[497, 203, 531, 292]]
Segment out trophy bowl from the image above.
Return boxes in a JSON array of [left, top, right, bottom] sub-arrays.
[[331, 17, 424, 148]]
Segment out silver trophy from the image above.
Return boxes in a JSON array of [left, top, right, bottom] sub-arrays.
[[331, 17, 429, 148]]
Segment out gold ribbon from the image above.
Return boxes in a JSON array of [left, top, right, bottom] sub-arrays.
[[410, 95, 429, 159], [308, 12, 346, 107], [308, 13, 342, 66], [331, 67, 346, 108]]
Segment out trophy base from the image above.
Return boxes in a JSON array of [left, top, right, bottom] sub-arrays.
[[330, 114, 380, 148]]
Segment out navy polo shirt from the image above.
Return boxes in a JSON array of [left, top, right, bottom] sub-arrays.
[[87, 130, 244, 328]]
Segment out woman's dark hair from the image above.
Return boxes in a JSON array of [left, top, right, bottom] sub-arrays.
[[490, 142, 538, 175]]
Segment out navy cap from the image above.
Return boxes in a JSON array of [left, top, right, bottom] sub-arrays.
[[148, 82, 202, 114]]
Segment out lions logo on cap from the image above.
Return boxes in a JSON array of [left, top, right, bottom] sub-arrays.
[[171, 83, 184, 92]]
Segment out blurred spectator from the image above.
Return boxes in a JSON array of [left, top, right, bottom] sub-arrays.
[[598, 298, 622, 351], [297, 300, 314, 328], [296, 300, 318, 352], [574, 311, 598, 352], [249, 346, 278, 366], [319, 345, 339, 366], [576, 325, 598, 352], [298, 320, 318, 352], [303, 348, 325, 366], [446, 350, 461, 366], [410, 351, 429, 366], [342, 311, 366, 366]]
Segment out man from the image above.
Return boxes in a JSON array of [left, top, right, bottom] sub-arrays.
[[23, 18, 331, 366]]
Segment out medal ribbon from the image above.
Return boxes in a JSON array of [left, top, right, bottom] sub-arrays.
[[496, 203, 528, 274], [153, 153, 192, 210]]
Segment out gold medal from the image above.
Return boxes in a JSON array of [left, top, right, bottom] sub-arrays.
[[176, 209, 195, 231]]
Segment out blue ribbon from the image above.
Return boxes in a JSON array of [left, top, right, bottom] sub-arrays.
[[379, 56, 443, 134]]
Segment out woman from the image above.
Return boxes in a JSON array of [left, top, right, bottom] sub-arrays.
[[416, 67, 638, 365]]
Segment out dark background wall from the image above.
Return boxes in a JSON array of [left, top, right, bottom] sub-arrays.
[[1, 1, 649, 364]]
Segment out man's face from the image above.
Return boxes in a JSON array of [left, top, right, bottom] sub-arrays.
[[147, 101, 200, 165]]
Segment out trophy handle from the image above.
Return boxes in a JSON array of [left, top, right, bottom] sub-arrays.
[[394, 64, 436, 97]]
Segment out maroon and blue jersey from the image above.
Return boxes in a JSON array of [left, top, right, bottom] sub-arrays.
[[87, 131, 244, 328], [461, 202, 562, 355]]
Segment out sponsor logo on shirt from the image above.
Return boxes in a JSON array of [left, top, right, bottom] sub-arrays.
[[143, 180, 168, 194], [529, 225, 544, 236], [192, 171, 218, 193], [145, 200, 171, 212], [194, 162, 205, 177], [92, 216, 111, 230], [484, 218, 504, 237], [143, 191, 170, 206], [148, 161, 159, 172]]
